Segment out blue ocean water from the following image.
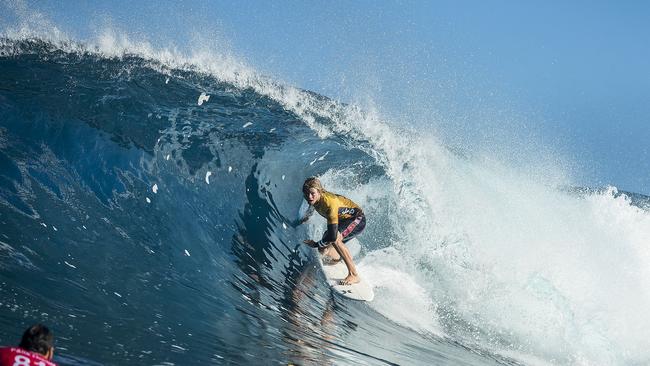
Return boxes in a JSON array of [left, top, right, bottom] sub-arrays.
[[1, 38, 650, 365], [0, 38, 507, 365]]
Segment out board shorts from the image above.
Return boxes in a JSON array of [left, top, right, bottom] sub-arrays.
[[320, 213, 366, 246]]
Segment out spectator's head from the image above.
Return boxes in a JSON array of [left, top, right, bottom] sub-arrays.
[[19, 324, 54, 360]]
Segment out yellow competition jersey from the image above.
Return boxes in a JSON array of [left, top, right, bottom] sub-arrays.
[[313, 191, 362, 224]]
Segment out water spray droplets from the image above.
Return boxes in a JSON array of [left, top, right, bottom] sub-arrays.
[[197, 92, 210, 106]]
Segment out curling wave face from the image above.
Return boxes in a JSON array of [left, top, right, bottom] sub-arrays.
[[1, 36, 650, 366]]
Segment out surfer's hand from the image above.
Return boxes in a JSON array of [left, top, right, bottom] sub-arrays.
[[303, 239, 317, 248]]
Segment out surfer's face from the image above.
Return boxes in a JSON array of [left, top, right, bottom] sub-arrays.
[[304, 188, 321, 205]]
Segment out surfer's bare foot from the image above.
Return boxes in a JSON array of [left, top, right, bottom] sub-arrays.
[[339, 274, 360, 286]]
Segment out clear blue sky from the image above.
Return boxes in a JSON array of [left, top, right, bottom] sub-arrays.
[[3, 0, 649, 194]]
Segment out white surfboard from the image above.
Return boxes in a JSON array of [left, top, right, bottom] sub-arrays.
[[299, 202, 373, 301], [317, 250, 374, 302]]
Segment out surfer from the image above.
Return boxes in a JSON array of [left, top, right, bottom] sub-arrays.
[[0, 324, 57, 366], [300, 177, 366, 285]]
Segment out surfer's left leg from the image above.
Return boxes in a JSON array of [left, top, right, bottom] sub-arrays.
[[332, 233, 360, 285]]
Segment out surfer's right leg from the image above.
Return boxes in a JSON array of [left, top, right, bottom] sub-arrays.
[[332, 233, 360, 285]]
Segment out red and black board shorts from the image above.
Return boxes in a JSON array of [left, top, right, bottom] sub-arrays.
[[320, 214, 366, 244]]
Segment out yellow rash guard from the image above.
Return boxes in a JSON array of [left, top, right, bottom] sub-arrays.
[[311, 191, 364, 246], [313, 191, 362, 224]]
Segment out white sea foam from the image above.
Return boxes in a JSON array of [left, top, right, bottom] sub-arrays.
[[360, 247, 443, 336], [298, 108, 650, 364]]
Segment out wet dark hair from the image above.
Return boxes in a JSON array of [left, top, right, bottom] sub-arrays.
[[302, 177, 324, 195], [19, 324, 54, 356]]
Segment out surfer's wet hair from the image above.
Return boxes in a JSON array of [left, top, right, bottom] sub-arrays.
[[19, 324, 54, 355], [303, 177, 324, 195]]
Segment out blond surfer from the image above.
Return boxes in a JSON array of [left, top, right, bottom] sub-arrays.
[[300, 177, 366, 285]]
